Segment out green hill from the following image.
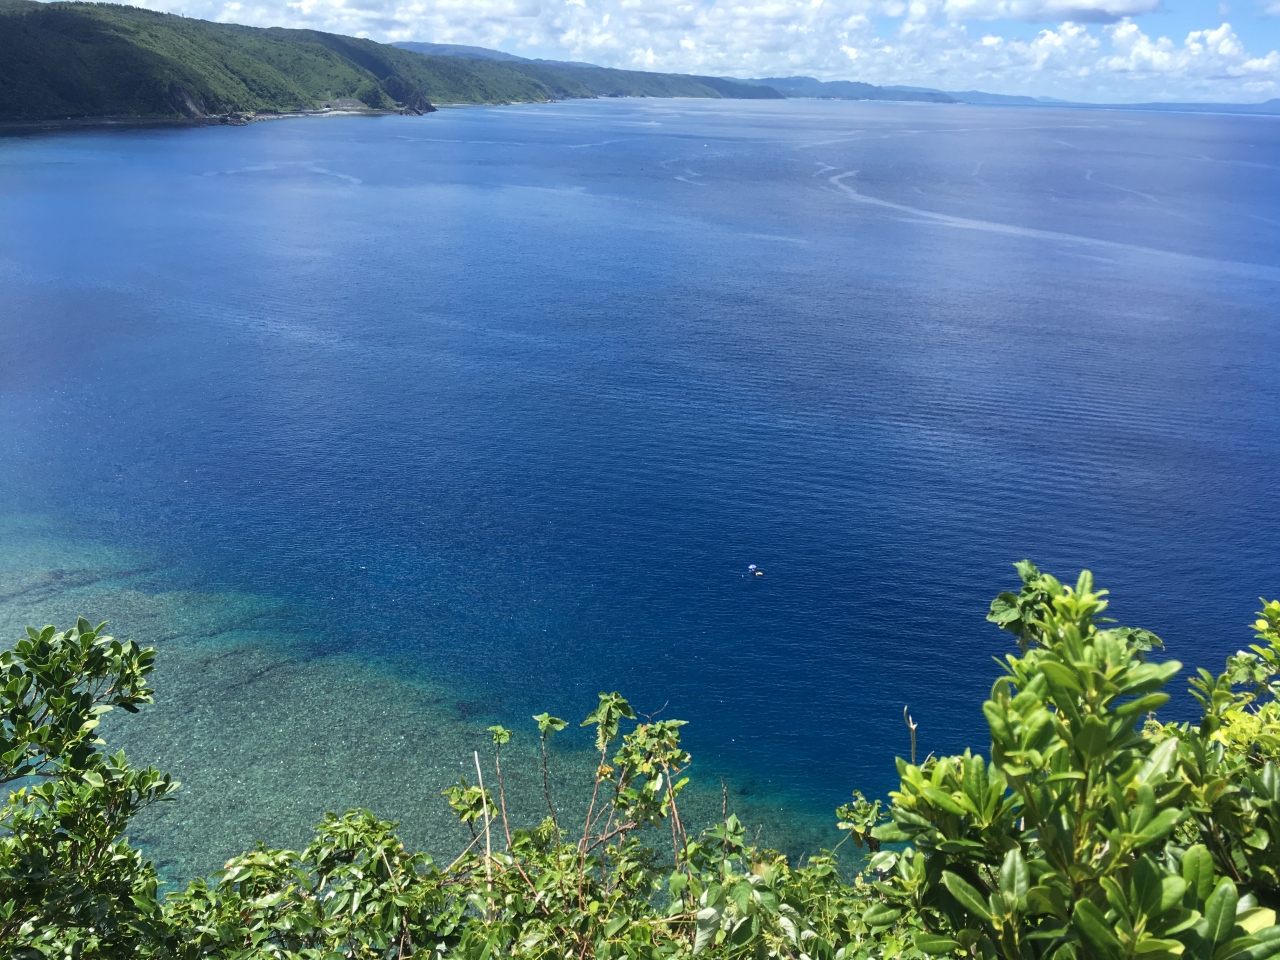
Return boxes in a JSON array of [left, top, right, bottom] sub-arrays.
[[0, 0, 781, 122], [392, 41, 785, 101], [495, 62, 784, 100], [739, 75, 958, 102]]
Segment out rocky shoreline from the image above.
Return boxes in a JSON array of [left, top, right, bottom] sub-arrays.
[[0, 104, 432, 133]]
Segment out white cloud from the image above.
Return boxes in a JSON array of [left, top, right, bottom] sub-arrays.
[[943, 0, 1157, 23], [1101, 20, 1280, 82], [124, 0, 1280, 102]]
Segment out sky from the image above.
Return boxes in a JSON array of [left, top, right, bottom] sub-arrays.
[[122, 0, 1280, 102]]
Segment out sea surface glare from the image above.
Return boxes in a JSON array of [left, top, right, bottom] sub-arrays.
[[1, 99, 1278, 877]]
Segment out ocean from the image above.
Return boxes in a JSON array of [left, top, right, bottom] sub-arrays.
[[2, 98, 1278, 880]]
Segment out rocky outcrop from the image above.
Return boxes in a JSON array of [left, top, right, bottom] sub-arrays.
[[380, 76, 437, 114], [166, 82, 210, 118]]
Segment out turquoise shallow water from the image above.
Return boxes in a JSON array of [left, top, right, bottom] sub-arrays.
[[1, 99, 1279, 880], [0, 515, 837, 881]]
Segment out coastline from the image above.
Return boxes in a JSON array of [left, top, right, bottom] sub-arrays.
[[0, 107, 430, 134], [0, 513, 847, 885], [0, 97, 727, 134], [9, 97, 1279, 137]]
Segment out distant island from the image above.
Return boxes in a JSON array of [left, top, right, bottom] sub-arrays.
[[2, 0, 1278, 124]]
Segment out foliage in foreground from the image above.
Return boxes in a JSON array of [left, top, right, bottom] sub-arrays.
[[5, 566, 1280, 960]]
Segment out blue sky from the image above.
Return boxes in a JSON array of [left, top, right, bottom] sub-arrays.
[[126, 0, 1280, 102]]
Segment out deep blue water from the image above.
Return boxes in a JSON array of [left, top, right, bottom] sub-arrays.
[[2, 99, 1279, 819]]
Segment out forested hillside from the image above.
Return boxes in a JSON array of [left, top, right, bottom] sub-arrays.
[[0, 0, 781, 122]]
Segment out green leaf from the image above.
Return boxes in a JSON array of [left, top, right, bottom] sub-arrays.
[[1041, 661, 1084, 694], [867, 850, 899, 873], [944, 872, 994, 922], [604, 915, 628, 938], [1134, 808, 1183, 846], [1161, 876, 1189, 914], [923, 787, 968, 816], [916, 934, 963, 955], [1115, 693, 1171, 721], [1183, 845, 1216, 902], [1101, 876, 1131, 922], [1014, 559, 1042, 583], [1166, 911, 1204, 937], [1132, 857, 1164, 920], [872, 824, 912, 843], [1135, 737, 1179, 784], [694, 904, 722, 955], [1073, 899, 1124, 960], [1027, 884, 1068, 920], [1215, 937, 1264, 960], [696, 906, 727, 957], [1076, 716, 1111, 760], [938, 839, 988, 855], [581, 692, 635, 752], [1237, 909, 1277, 935], [863, 903, 903, 928], [487, 725, 511, 745], [989, 593, 1023, 625], [1241, 826, 1271, 851], [1206, 879, 1241, 947], [755, 889, 780, 916], [533, 712, 567, 735], [669, 872, 688, 901], [1134, 937, 1187, 960], [1000, 848, 1029, 902], [1241, 928, 1280, 960]]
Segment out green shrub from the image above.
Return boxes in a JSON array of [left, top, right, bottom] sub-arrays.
[[0, 620, 175, 956], [874, 563, 1280, 960], [5, 567, 1280, 959]]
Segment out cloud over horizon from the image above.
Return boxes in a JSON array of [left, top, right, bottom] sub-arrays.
[[123, 0, 1280, 102], [942, 0, 1159, 24]]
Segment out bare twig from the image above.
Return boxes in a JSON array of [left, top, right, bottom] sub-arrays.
[[474, 750, 493, 919], [377, 848, 413, 959], [442, 832, 484, 874], [493, 744, 513, 851], [642, 700, 670, 721], [720, 779, 729, 877], [577, 743, 609, 910], [540, 733, 559, 833], [579, 745, 608, 855], [903, 705, 919, 766]]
